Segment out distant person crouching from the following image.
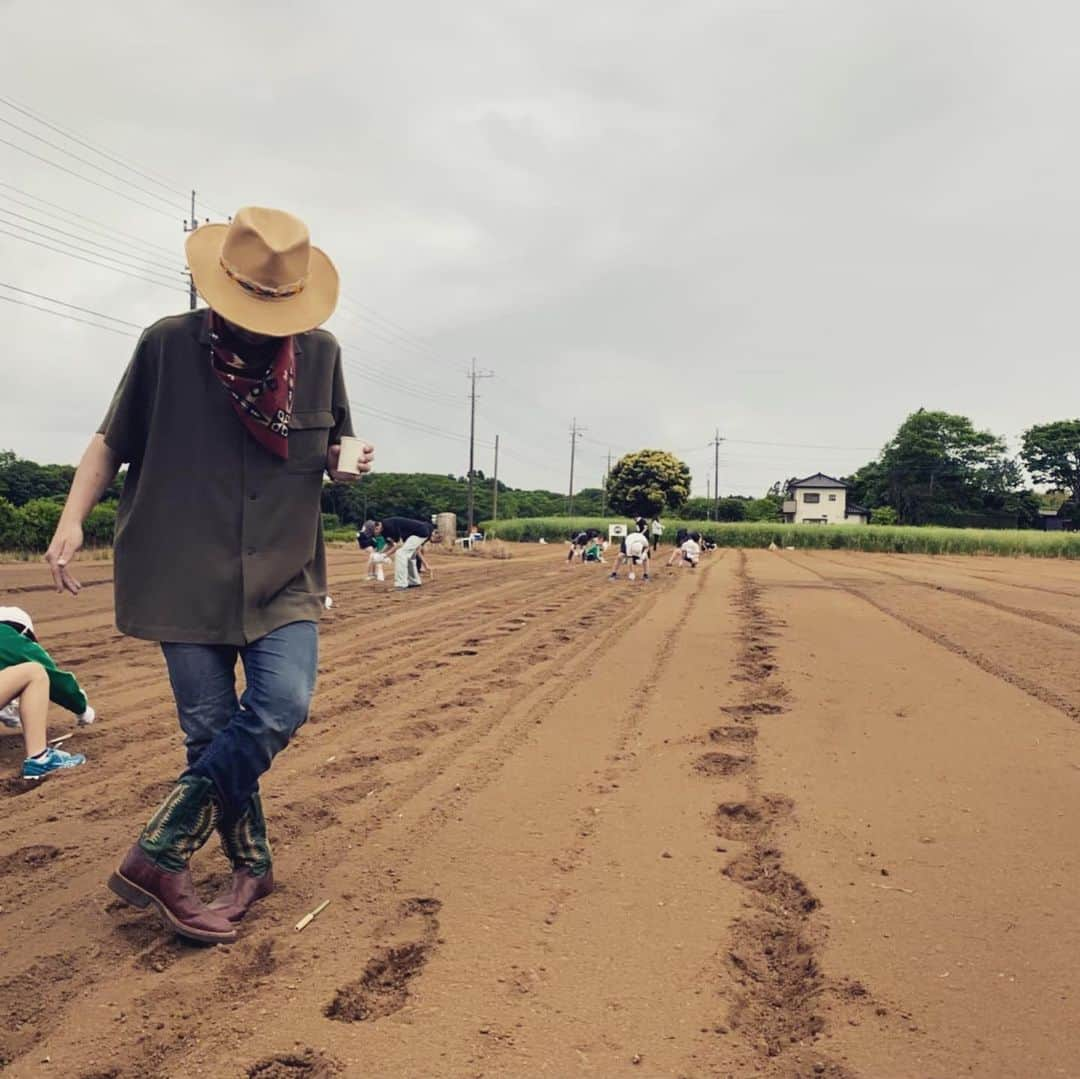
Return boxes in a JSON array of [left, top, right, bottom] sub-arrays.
[[359, 518, 441, 590], [609, 529, 651, 582], [0, 606, 93, 779]]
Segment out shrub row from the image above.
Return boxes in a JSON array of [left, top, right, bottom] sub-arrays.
[[0, 498, 117, 553], [480, 517, 1080, 558]]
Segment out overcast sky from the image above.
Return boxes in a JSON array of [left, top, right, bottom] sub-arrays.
[[2, 1, 1076, 496]]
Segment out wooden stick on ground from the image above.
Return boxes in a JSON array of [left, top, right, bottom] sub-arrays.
[[295, 899, 330, 932]]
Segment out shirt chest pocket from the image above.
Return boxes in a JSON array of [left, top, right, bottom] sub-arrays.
[[287, 410, 335, 473]]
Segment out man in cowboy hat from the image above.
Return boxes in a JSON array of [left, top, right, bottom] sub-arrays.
[[45, 207, 372, 945]]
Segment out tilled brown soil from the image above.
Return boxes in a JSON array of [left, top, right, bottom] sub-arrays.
[[2, 547, 1079, 1078]]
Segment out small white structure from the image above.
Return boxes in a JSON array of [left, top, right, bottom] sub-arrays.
[[608, 523, 627, 541], [782, 473, 869, 525]]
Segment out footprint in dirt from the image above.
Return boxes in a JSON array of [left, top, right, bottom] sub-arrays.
[[709, 726, 757, 744], [694, 752, 750, 777], [0, 844, 62, 875], [246, 1047, 342, 1077], [449, 649, 479, 657], [721, 702, 786, 718], [725, 847, 819, 913], [324, 897, 442, 1023]]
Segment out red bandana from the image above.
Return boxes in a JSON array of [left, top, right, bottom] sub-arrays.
[[208, 312, 296, 460]]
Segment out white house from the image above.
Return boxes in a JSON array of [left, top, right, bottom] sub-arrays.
[[782, 473, 869, 525]]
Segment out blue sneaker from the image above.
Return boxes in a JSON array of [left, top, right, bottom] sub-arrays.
[[23, 746, 87, 780]]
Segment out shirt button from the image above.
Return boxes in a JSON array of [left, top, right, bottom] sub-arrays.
[[249, 492, 258, 501], [246, 546, 256, 556]]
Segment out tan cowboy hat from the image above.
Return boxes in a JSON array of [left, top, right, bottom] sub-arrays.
[[185, 206, 339, 336]]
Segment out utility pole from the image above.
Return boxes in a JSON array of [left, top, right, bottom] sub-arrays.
[[568, 418, 586, 517], [601, 449, 612, 517], [711, 428, 724, 522], [492, 434, 500, 525], [466, 358, 494, 534], [183, 190, 198, 310], [707, 477, 711, 517]]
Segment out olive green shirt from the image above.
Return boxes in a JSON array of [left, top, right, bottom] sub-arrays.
[[98, 309, 353, 645]]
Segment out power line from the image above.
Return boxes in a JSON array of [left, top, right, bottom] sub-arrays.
[[0, 219, 183, 288], [724, 436, 879, 452], [0, 207, 182, 275], [0, 135, 179, 219], [0, 182, 177, 256], [0, 95, 228, 217], [341, 357, 462, 407], [0, 226, 186, 293], [349, 400, 493, 448], [337, 294, 439, 357], [0, 291, 137, 337], [0, 96, 190, 198], [335, 301, 442, 359], [0, 115, 187, 212], [0, 282, 143, 327]]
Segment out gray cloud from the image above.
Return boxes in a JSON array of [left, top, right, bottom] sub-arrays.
[[2, 0, 1076, 496]]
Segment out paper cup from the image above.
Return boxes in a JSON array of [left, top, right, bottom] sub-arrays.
[[337, 436, 365, 476]]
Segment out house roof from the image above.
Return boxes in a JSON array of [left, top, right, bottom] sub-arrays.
[[846, 503, 870, 516], [788, 472, 849, 490]]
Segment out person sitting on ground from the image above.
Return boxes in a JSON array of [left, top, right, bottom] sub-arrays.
[[0, 606, 93, 779], [359, 518, 441, 590], [609, 529, 651, 582]]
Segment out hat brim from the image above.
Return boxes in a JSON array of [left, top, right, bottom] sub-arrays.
[[185, 223, 339, 336]]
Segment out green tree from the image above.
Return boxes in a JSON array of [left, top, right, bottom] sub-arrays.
[[0, 498, 20, 549], [878, 410, 1018, 525], [845, 460, 889, 511], [17, 498, 63, 551], [0, 451, 76, 507], [605, 450, 691, 518], [83, 502, 118, 546], [1020, 420, 1080, 505]]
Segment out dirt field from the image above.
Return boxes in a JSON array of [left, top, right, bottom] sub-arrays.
[[2, 545, 1080, 1078]]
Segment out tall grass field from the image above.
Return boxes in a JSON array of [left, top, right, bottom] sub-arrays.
[[480, 518, 1080, 558]]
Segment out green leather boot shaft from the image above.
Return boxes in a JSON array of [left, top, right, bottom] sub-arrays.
[[138, 775, 220, 873]]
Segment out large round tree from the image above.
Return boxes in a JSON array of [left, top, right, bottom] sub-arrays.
[[606, 450, 691, 517]]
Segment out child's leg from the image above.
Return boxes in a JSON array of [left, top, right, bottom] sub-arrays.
[[0, 663, 50, 758]]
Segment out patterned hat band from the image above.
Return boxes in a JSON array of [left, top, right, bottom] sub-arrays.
[[220, 256, 307, 300]]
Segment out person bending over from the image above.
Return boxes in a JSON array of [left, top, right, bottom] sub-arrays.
[[609, 529, 651, 582], [359, 518, 441, 590]]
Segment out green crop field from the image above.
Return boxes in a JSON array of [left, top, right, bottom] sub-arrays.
[[479, 517, 1080, 558]]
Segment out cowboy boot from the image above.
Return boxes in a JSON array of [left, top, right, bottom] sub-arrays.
[[108, 775, 237, 944], [208, 791, 275, 923]]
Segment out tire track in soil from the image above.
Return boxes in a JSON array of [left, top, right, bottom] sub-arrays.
[[812, 552, 1080, 638], [711, 551, 882, 1078], [0, 552, 664, 1078], [783, 552, 1080, 723]]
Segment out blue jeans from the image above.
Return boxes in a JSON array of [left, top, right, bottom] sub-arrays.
[[161, 621, 318, 822]]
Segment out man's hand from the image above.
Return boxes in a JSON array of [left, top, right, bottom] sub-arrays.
[[44, 522, 85, 595], [327, 441, 375, 483]]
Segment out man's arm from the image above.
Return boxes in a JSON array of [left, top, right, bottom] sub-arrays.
[[45, 434, 121, 596]]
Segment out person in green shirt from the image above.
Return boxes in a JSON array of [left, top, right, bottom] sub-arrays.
[[0, 606, 91, 779]]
